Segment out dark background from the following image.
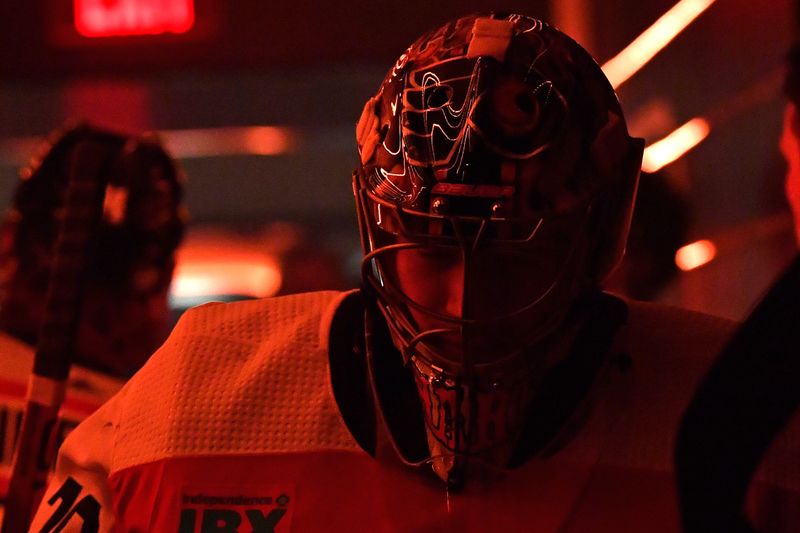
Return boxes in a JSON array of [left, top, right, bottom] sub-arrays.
[[0, 0, 794, 318]]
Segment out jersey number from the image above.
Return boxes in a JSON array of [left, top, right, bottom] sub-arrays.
[[39, 476, 100, 533]]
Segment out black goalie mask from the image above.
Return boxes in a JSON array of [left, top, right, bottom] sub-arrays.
[[353, 13, 644, 484]]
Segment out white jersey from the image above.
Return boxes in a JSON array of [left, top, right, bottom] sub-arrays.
[[27, 290, 800, 532]]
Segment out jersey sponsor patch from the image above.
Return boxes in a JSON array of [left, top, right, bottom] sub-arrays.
[[178, 484, 295, 533]]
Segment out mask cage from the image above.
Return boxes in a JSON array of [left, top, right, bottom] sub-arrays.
[[353, 168, 590, 374]]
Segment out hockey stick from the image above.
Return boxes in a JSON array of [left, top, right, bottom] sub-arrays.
[[1, 132, 111, 533], [676, 253, 800, 533]]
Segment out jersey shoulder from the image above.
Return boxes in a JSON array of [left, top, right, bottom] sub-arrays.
[[110, 290, 361, 474], [624, 298, 737, 364], [597, 299, 738, 470]]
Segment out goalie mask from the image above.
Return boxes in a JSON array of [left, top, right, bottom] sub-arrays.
[[354, 14, 643, 484]]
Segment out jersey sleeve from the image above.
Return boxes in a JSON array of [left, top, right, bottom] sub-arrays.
[[28, 390, 124, 533]]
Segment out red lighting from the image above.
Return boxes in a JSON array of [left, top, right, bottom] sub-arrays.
[[675, 239, 717, 272], [74, 0, 195, 38]]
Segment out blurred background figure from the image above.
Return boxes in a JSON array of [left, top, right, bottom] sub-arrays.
[[674, 26, 800, 527], [0, 123, 185, 506]]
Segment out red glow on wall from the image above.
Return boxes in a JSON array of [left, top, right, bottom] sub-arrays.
[[74, 0, 195, 38]]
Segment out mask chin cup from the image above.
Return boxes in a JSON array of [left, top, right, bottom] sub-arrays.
[[364, 309, 431, 465]]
